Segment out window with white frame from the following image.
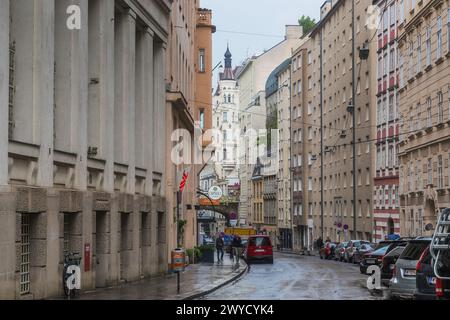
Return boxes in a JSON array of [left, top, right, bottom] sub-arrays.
[[409, 41, 414, 79], [417, 159, 422, 190], [427, 158, 433, 186], [426, 26, 432, 66], [448, 9, 450, 53], [417, 32, 422, 73], [399, 53, 405, 87], [438, 91, 443, 124], [427, 97, 432, 128], [437, 16, 442, 59], [390, 4, 396, 26], [390, 48, 395, 72]]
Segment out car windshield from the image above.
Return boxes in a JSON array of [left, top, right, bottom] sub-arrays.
[[399, 242, 429, 261], [249, 237, 271, 247], [372, 246, 389, 255], [385, 246, 405, 257]]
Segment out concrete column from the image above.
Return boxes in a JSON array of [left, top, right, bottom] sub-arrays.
[[114, 9, 136, 194], [0, 0, 9, 186], [35, 0, 55, 187], [88, 0, 115, 192], [137, 28, 154, 196], [55, 0, 89, 190], [153, 41, 166, 195]]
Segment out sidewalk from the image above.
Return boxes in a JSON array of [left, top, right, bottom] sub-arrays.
[[71, 256, 247, 300]]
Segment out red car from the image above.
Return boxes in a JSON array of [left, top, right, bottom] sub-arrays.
[[245, 235, 273, 264]]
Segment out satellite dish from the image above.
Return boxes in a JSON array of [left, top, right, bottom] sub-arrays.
[[425, 223, 434, 231]]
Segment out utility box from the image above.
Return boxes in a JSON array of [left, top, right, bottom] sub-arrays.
[[171, 248, 186, 273]]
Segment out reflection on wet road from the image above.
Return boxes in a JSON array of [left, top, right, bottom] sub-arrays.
[[201, 253, 378, 300]]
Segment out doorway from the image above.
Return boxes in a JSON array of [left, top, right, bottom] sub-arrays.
[[94, 211, 108, 288]]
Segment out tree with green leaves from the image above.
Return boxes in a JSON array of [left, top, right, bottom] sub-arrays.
[[299, 15, 316, 35]]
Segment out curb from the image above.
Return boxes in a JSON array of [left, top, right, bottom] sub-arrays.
[[181, 263, 249, 300]]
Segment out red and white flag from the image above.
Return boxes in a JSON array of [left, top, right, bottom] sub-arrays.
[[179, 171, 189, 193]]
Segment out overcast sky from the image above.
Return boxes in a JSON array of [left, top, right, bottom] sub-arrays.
[[201, 0, 320, 84]]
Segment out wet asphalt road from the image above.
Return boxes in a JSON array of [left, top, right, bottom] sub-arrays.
[[200, 252, 379, 300]]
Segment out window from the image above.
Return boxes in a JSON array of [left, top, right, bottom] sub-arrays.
[[448, 9, 450, 52], [438, 155, 443, 189], [427, 97, 432, 128], [408, 41, 414, 79], [308, 77, 312, 90], [223, 149, 227, 160], [399, 53, 405, 87], [417, 33, 422, 73], [437, 16, 442, 59], [427, 158, 433, 186], [417, 160, 422, 190], [308, 51, 312, 64], [399, 0, 405, 23], [199, 49, 205, 72], [389, 48, 395, 72], [223, 112, 228, 122], [308, 178, 313, 191], [308, 127, 312, 140], [438, 92, 443, 124], [426, 26, 431, 66], [199, 109, 205, 129], [390, 4, 396, 26], [389, 95, 394, 121]]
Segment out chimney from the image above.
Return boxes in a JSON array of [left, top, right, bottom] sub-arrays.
[[285, 25, 303, 40]]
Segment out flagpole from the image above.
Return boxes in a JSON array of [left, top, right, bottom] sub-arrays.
[[177, 190, 181, 248]]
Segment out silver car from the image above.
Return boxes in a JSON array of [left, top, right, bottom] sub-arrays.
[[389, 239, 431, 299]]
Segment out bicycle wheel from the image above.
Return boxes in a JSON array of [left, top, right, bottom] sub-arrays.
[[63, 276, 70, 297]]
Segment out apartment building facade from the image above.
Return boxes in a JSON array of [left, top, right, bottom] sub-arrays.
[[237, 25, 303, 228], [0, 0, 170, 299], [265, 58, 293, 249], [397, 0, 450, 237], [305, 0, 376, 243], [373, 0, 401, 242]]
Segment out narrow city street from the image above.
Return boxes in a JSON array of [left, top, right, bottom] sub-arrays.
[[201, 253, 378, 300]]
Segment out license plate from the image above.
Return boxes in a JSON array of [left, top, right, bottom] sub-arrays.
[[428, 277, 437, 285], [403, 269, 416, 276], [366, 259, 376, 264], [254, 249, 265, 253]]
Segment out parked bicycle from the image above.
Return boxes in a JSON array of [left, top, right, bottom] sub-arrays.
[[63, 252, 82, 298]]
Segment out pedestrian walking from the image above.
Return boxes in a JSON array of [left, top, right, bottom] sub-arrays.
[[215, 235, 224, 263], [229, 236, 234, 261], [232, 236, 243, 266], [316, 237, 324, 251]]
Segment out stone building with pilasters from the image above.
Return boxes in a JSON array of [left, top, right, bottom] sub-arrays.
[[0, 0, 170, 300]]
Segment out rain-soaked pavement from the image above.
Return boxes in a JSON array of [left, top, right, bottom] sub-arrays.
[[200, 252, 379, 300], [56, 257, 246, 300]]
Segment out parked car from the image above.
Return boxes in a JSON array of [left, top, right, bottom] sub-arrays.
[[381, 246, 406, 287], [389, 238, 431, 299], [353, 243, 374, 264], [344, 240, 370, 263], [360, 245, 389, 274], [414, 247, 436, 300], [335, 242, 348, 261], [320, 242, 337, 260], [245, 235, 273, 264], [434, 250, 450, 300]]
